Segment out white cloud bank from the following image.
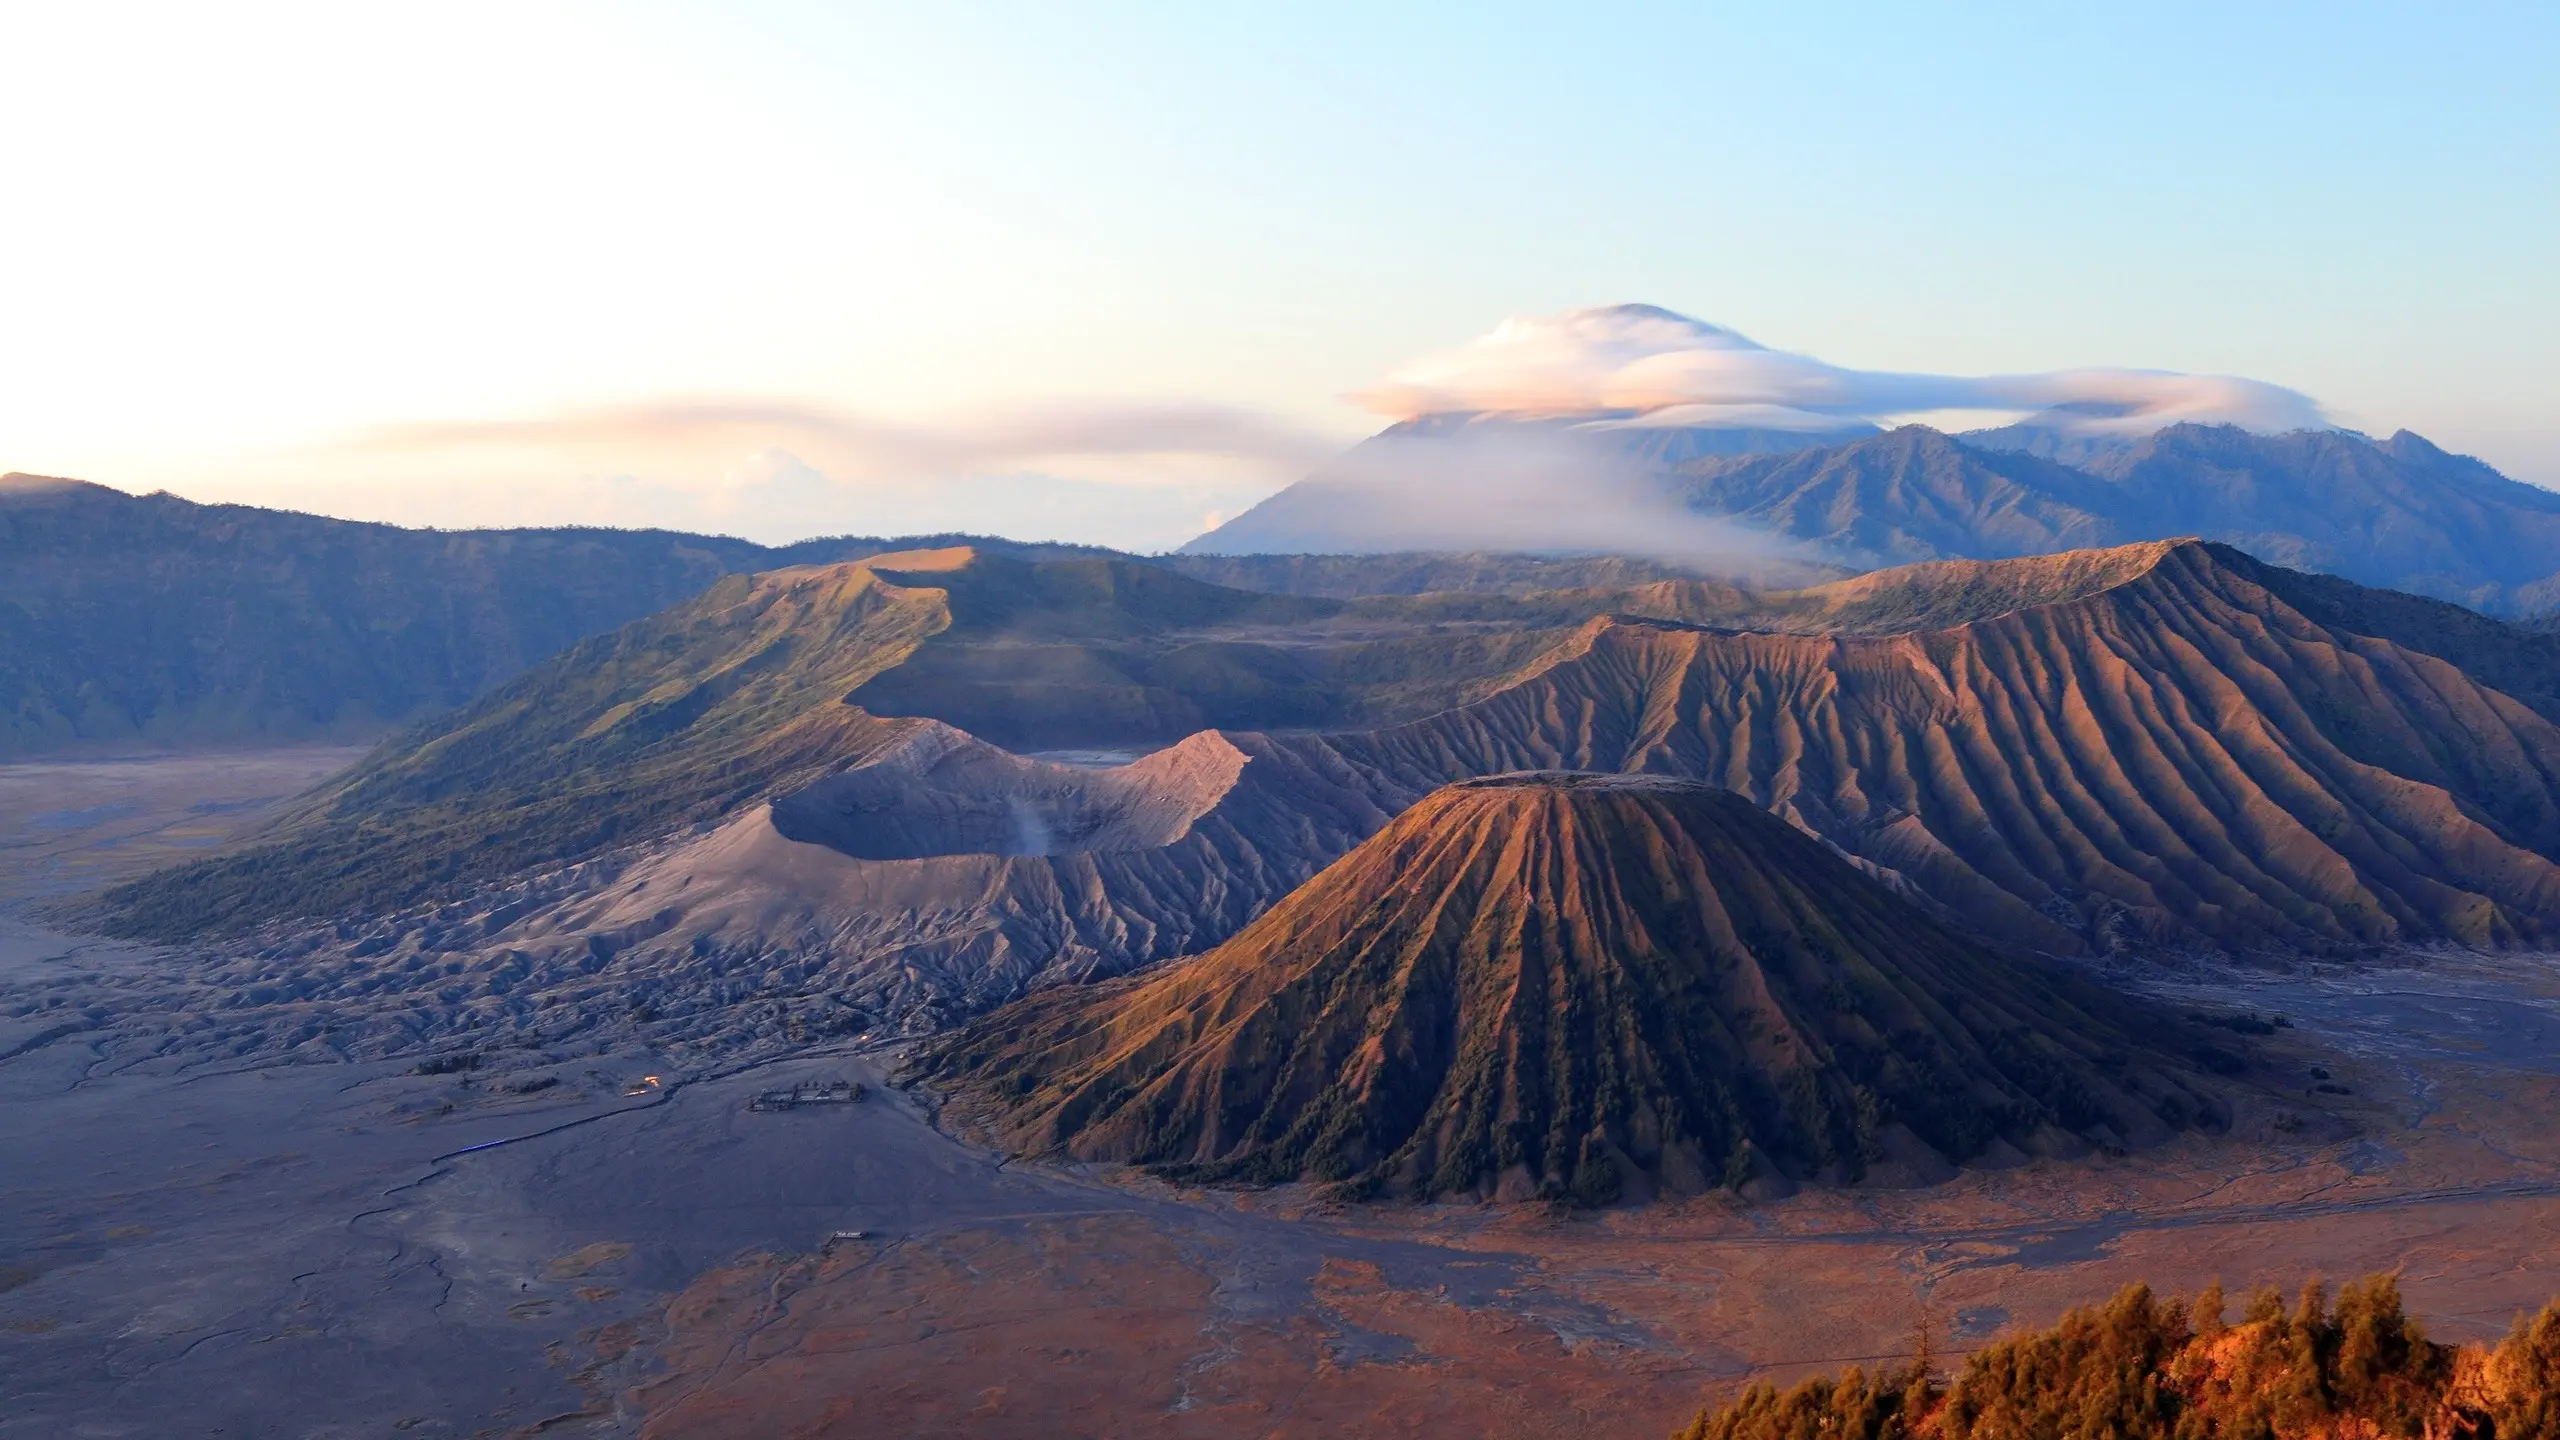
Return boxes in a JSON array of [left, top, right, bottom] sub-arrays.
[[1357, 304, 2329, 438], [172, 399, 1336, 551], [120, 305, 2340, 552]]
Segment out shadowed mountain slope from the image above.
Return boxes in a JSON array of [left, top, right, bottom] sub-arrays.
[[838, 553, 1346, 748], [1188, 421, 2560, 616], [100, 556, 957, 936], [918, 773, 2225, 1204], [2075, 426, 2560, 615], [109, 541, 2225, 942], [1679, 424, 2560, 613], [1665, 427, 2124, 566], [95, 540, 2560, 1051], [1183, 420, 2108, 568], [2227, 552, 2560, 726], [1310, 541, 2560, 955], [0, 474, 766, 754], [29, 411, 2554, 763], [0, 473, 1133, 756], [1179, 412, 1876, 560], [95, 549, 1475, 938]]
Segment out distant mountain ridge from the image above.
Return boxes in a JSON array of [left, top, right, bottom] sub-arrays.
[[1179, 411, 1879, 568], [0, 473, 1859, 757], [1189, 420, 2560, 616], [2033, 425, 2560, 614], [1663, 426, 2123, 564], [0, 474, 1121, 756]]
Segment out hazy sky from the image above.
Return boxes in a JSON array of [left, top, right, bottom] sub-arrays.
[[3, 3, 2553, 549]]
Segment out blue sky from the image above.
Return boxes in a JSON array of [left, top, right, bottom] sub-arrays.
[[1, 2, 2551, 547]]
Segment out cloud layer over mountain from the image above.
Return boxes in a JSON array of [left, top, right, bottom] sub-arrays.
[[1357, 304, 2330, 437], [123, 305, 2343, 550], [174, 399, 1335, 549]]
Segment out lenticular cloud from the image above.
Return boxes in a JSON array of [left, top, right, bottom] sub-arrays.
[[1356, 304, 2327, 437]]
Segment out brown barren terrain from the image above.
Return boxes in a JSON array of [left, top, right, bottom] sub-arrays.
[[615, 989, 2560, 1439], [12, 755, 2560, 1438], [921, 773, 2227, 1202]]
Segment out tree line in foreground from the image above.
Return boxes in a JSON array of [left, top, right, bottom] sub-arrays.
[[1684, 1274, 2560, 1440]]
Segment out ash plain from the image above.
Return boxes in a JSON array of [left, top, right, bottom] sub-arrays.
[[9, 752, 2560, 1437]]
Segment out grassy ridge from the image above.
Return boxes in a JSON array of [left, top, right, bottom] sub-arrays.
[[102, 563, 952, 936]]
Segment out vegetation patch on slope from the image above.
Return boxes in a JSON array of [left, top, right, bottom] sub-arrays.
[[1681, 1274, 2560, 1440], [101, 560, 955, 936]]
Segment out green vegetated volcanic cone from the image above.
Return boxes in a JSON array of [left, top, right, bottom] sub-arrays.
[[915, 772, 2230, 1205]]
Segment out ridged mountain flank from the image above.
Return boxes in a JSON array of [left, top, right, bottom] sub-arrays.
[[1310, 540, 2560, 954], [916, 773, 2225, 1204], [94, 545, 1491, 939], [98, 538, 2560, 1048]]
